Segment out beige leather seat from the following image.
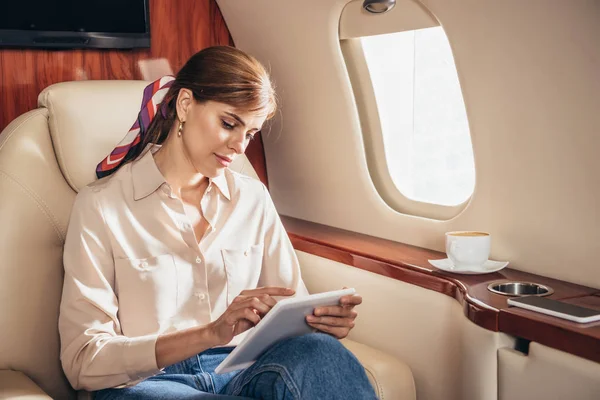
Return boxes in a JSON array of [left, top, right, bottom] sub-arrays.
[[0, 81, 416, 400]]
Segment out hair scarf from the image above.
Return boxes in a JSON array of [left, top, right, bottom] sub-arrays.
[[96, 75, 176, 179]]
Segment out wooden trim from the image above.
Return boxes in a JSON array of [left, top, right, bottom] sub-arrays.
[[499, 301, 600, 363], [0, 0, 232, 131], [282, 215, 600, 363]]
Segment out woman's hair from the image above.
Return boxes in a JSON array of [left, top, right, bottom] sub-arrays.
[[122, 46, 277, 167]]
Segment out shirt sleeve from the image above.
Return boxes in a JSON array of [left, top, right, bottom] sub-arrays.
[[258, 185, 309, 297], [59, 187, 161, 391]]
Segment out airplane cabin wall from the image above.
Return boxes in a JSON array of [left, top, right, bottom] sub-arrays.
[[216, 0, 600, 289], [300, 250, 600, 400], [298, 250, 515, 400]]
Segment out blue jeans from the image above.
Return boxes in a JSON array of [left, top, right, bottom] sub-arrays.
[[95, 333, 378, 399]]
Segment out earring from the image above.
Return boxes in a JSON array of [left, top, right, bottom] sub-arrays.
[[177, 119, 185, 137]]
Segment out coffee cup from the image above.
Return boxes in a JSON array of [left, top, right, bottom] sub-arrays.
[[445, 231, 490, 269]]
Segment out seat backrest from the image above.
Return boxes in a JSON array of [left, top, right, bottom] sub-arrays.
[[0, 81, 259, 399]]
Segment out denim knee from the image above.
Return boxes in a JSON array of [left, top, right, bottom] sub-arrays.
[[282, 333, 342, 354], [269, 333, 359, 369], [225, 333, 377, 399]]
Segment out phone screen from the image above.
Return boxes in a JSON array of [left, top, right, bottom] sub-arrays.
[[510, 296, 600, 318]]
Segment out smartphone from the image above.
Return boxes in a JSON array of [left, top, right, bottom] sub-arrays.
[[507, 296, 600, 323]]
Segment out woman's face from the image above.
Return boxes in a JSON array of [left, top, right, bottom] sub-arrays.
[[179, 96, 267, 178]]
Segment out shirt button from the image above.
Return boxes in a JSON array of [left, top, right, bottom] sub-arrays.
[[207, 186, 212, 193], [140, 261, 148, 268], [194, 292, 206, 301], [195, 256, 202, 264]]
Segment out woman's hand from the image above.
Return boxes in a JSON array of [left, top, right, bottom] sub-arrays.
[[207, 286, 295, 346], [305, 288, 362, 339]]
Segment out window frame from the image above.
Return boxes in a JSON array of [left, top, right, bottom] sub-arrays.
[[340, 35, 474, 220]]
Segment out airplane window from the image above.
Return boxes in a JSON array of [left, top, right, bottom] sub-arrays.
[[361, 26, 475, 206]]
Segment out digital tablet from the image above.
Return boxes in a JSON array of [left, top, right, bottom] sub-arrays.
[[215, 288, 356, 374]]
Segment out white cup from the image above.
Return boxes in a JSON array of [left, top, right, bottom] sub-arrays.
[[445, 231, 491, 269]]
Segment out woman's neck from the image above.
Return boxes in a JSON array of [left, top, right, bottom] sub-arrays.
[[153, 135, 207, 197]]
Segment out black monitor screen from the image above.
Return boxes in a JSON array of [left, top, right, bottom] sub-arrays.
[[2, 1, 147, 33], [0, 1, 150, 49]]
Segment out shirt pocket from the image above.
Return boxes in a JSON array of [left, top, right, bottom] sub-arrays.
[[114, 254, 178, 329], [221, 243, 264, 305]]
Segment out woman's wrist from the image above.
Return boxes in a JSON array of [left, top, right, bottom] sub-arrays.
[[193, 323, 222, 349], [155, 324, 221, 368]]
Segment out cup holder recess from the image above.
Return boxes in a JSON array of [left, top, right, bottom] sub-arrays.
[[487, 281, 554, 297]]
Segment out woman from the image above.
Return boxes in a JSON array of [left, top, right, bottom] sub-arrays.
[[59, 46, 377, 399]]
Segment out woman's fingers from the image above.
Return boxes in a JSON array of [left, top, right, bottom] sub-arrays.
[[306, 315, 355, 328], [226, 307, 261, 327], [306, 288, 362, 339], [231, 289, 286, 317], [244, 293, 277, 308], [229, 296, 272, 315], [339, 294, 362, 307], [313, 306, 358, 318]]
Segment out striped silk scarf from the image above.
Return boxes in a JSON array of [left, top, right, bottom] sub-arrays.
[[96, 75, 175, 179]]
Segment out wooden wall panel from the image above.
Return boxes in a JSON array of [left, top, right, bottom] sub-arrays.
[[0, 0, 232, 130], [0, 0, 268, 185]]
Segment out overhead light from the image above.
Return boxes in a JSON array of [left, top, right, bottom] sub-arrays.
[[363, 0, 396, 14]]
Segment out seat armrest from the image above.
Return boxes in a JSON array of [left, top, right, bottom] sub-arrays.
[[342, 339, 416, 400], [0, 370, 52, 399]]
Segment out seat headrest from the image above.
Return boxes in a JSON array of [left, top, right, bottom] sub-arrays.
[[38, 80, 148, 191], [38, 80, 260, 192]]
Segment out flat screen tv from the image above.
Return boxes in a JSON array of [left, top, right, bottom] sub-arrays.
[[0, 1, 150, 49]]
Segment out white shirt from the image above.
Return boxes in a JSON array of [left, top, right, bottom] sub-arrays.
[[59, 146, 308, 391]]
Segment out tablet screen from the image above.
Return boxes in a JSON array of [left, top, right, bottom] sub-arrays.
[[215, 288, 356, 374]]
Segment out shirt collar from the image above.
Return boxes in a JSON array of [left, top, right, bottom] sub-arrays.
[[132, 145, 166, 201], [210, 173, 231, 201], [132, 145, 231, 201]]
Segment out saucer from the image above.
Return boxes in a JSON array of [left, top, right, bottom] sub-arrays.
[[428, 258, 509, 274]]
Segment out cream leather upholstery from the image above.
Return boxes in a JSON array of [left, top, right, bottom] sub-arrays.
[[0, 80, 415, 399], [0, 371, 52, 400], [342, 340, 416, 400]]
